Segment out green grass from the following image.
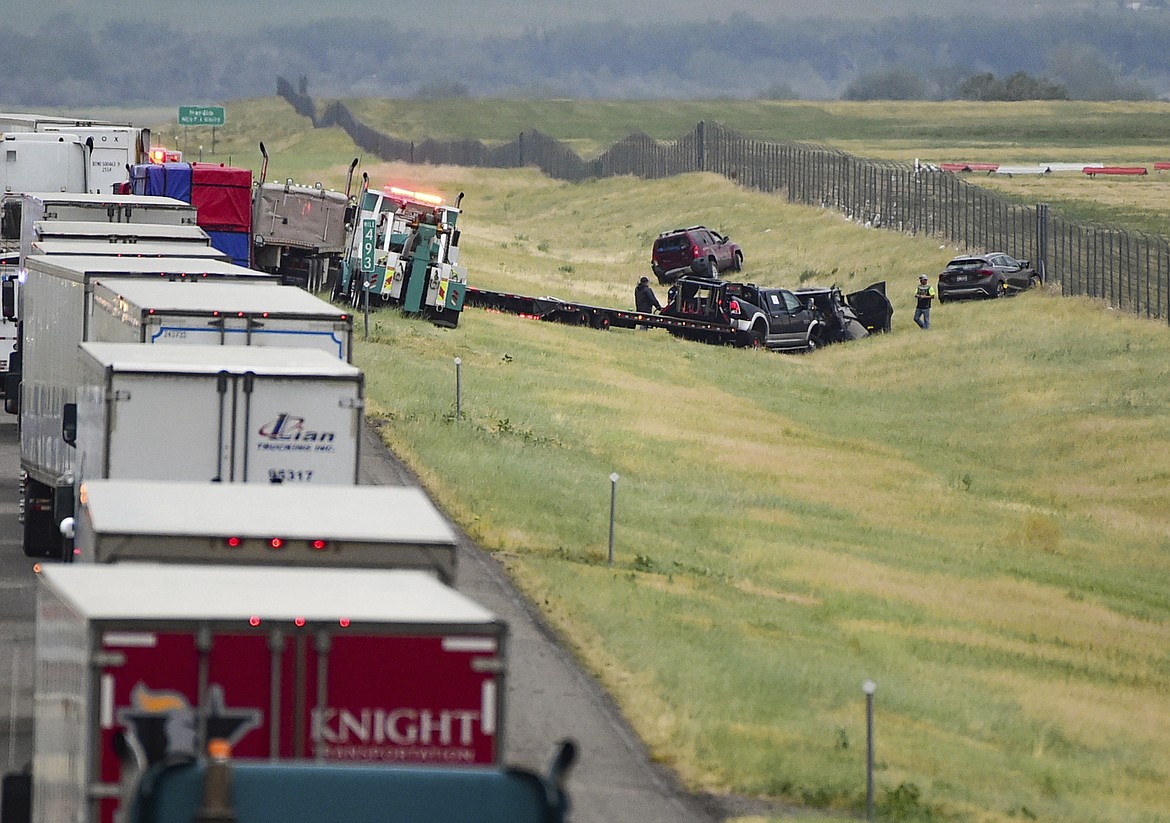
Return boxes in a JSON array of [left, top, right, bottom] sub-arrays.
[[341, 160, 1170, 822], [161, 98, 1170, 821]]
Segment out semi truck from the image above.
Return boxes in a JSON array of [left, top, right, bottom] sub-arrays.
[[2, 192, 200, 261], [0, 112, 151, 194], [336, 178, 468, 328], [71, 341, 363, 500], [29, 562, 509, 823], [122, 744, 574, 823], [0, 133, 89, 207], [1, 218, 226, 415], [18, 256, 278, 559], [85, 278, 352, 361], [68, 480, 459, 583], [252, 144, 358, 292]]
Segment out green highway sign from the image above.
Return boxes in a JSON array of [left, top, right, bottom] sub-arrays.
[[178, 106, 225, 127], [361, 219, 376, 272]]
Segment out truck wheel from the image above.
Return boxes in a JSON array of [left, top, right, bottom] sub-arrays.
[[737, 328, 765, 349]]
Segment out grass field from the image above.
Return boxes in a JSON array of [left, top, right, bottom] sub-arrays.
[[170, 98, 1170, 821]]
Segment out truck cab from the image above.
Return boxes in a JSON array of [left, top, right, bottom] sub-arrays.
[[662, 276, 822, 351]]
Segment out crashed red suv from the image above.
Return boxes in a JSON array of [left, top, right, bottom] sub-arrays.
[[651, 226, 743, 285]]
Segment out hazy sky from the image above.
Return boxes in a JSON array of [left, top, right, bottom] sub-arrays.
[[9, 0, 1104, 36]]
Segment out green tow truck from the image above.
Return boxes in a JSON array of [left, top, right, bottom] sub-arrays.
[[336, 178, 468, 328]]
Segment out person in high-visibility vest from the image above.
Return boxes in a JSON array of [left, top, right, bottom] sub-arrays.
[[914, 274, 936, 330]]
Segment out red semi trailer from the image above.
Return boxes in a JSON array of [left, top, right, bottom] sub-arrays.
[[32, 563, 508, 823]]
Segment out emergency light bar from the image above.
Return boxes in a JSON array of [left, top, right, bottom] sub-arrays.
[[149, 147, 183, 163], [386, 185, 444, 205]]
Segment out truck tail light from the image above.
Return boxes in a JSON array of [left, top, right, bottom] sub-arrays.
[[268, 537, 285, 550], [728, 299, 741, 315], [224, 536, 242, 548], [311, 539, 328, 551]]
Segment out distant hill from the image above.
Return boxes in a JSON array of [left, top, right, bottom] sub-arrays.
[[1, 0, 1121, 36], [0, 3, 1164, 105]]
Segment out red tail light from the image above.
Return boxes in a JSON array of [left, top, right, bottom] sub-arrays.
[[728, 299, 741, 315], [977, 269, 995, 278], [691, 244, 700, 260]]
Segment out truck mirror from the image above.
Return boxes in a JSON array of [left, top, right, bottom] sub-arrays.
[[62, 402, 77, 446], [2, 278, 14, 320]]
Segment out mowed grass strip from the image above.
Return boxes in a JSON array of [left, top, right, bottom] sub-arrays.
[[342, 162, 1170, 822]]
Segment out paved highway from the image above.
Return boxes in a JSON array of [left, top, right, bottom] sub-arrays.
[[0, 413, 720, 822]]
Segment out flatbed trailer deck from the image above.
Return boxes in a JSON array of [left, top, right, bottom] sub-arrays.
[[464, 286, 740, 341]]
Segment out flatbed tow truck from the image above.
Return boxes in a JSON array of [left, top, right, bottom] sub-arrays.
[[465, 277, 892, 349]]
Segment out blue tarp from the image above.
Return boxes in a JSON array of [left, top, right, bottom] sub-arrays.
[[206, 229, 251, 268], [130, 163, 192, 203]]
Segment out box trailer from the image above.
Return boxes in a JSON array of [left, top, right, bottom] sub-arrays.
[[74, 342, 363, 491], [71, 480, 458, 582], [86, 278, 352, 361], [33, 563, 508, 823], [2, 192, 199, 261], [19, 256, 277, 559], [0, 134, 89, 206]]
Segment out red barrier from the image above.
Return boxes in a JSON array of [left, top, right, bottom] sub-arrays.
[[1154, 162, 1170, 171], [1083, 166, 1148, 176]]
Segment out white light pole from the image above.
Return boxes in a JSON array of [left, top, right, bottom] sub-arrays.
[[863, 679, 876, 821], [454, 357, 462, 420], [607, 472, 619, 565]]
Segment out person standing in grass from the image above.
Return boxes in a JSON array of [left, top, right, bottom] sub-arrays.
[[914, 274, 936, 330]]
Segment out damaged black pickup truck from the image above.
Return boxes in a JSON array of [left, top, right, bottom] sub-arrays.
[[660, 276, 892, 352]]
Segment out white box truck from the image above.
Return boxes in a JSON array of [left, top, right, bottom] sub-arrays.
[[71, 479, 458, 582], [2, 192, 199, 261], [73, 341, 363, 490], [25, 221, 217, 260], [2, 224, 226, 415], [32, 563, 507, 823], [19, 256, 277, 559], [86, 278, 352, 361], [0, 133, 89, 202]]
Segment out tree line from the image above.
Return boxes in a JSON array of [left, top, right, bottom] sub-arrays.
[[0, 10, 1167, 105]]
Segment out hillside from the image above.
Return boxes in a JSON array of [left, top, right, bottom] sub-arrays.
[[184, 99, 1170, 822]]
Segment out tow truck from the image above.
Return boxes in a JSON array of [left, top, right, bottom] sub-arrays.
[[465, 277, 891, 350], [335, 177, 468, 328]]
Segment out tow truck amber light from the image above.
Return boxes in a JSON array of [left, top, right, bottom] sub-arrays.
[[225, 537, 242, 548]]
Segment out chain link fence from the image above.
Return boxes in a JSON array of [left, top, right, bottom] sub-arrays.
[[280, 82, 1170, 324]]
